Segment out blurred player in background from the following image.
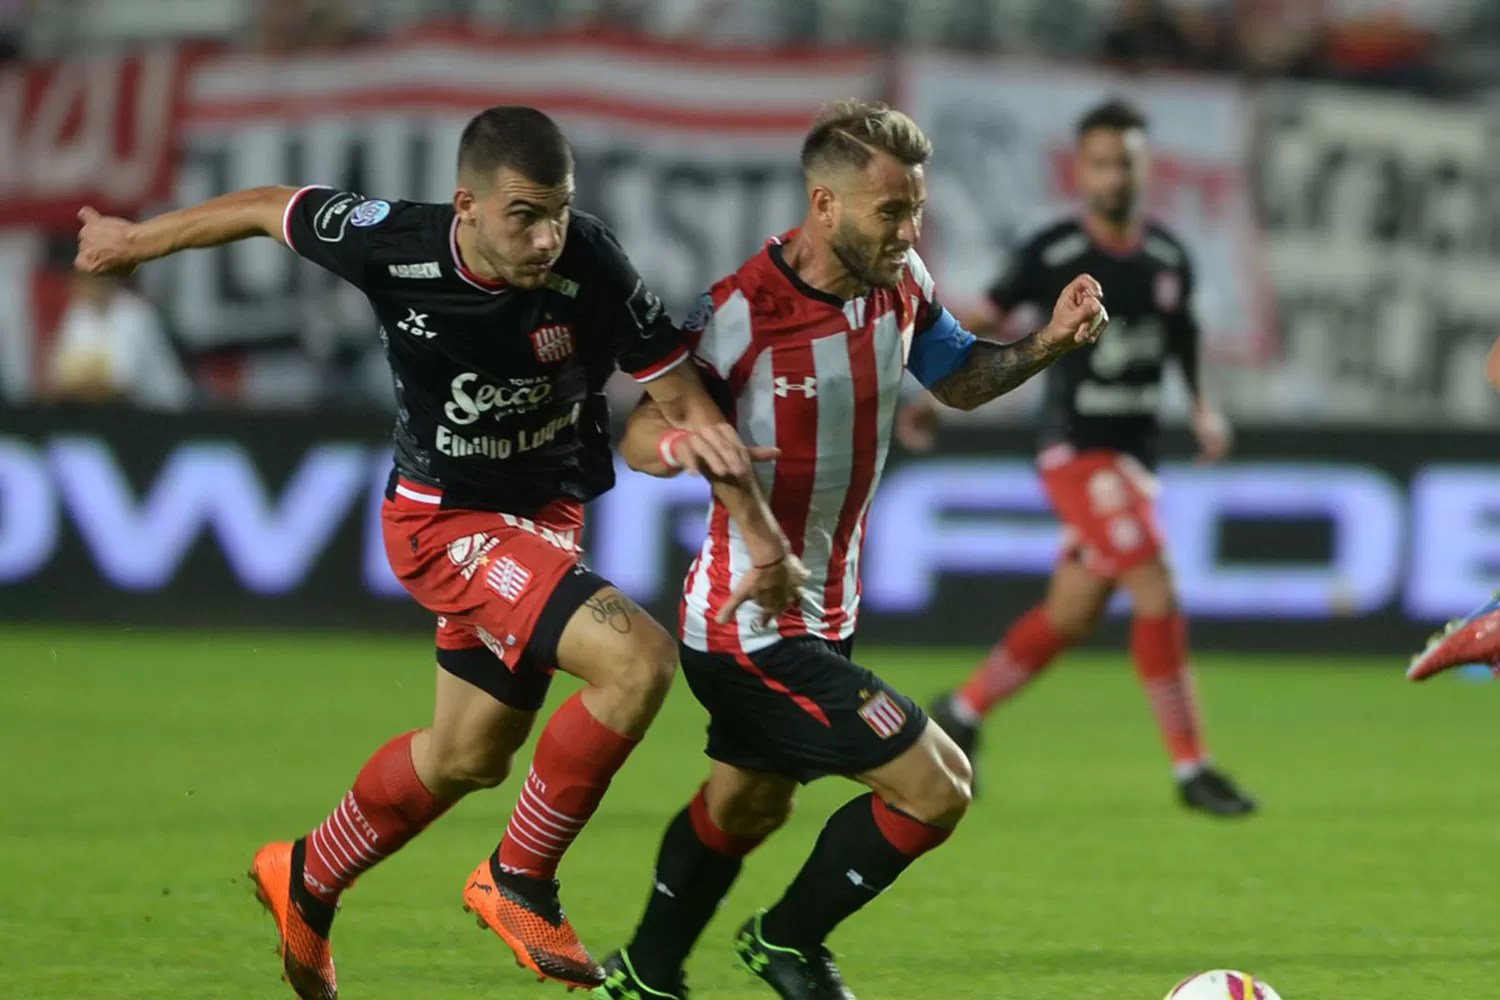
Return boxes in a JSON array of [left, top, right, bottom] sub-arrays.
[[1406, 336, 1500, 681], [594, 101, 1107, 1000], [903, 98, 1256, 818], [75, 106, 804, 999]]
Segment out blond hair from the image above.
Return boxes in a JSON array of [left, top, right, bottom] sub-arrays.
[[800, 100, 933, 175]]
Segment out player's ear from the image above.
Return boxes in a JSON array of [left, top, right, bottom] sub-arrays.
[[809, 184, 838, 230], [453, 187, 478, 224]]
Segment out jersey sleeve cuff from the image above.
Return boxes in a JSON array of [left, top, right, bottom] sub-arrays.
[[629, 345, 691, 383], [281, 185, 327, 251]]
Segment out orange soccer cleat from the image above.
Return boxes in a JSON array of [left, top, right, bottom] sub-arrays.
[[462, 856, 604, 989], [249, 840, 339, 1000], [1408, 593, 1500, 682]]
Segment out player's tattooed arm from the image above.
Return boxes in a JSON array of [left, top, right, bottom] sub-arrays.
[[926, 334, 1070, 411], [927, 273, 1107, 411], [75, 186, 299, 276]]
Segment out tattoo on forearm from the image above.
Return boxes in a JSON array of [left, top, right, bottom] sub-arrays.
[[928, 335, 1064, 411], [586, 593, 638, 634]]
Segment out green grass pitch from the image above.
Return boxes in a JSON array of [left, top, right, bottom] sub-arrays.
[[2, 626, 1497, 999]]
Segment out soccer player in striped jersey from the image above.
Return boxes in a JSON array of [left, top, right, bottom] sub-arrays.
[[592, 100, 1107, 1000], [75, 106, 804, 999]]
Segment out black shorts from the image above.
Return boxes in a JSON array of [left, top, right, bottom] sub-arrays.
[[678, 635, 928, 784], [434, 564, 611, 712]]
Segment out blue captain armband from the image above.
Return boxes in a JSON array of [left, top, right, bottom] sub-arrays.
[[907, 306, 975, 388]]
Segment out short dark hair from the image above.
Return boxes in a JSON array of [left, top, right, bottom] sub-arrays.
[[1076, 98, 1149, 140], [457, 106, 574, 187], [801, 99, 933, 176]]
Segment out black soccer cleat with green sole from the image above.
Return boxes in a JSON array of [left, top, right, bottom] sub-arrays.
[[733, 912, 855, 1000]]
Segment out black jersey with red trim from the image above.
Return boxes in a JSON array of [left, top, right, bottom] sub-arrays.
[[283, 186, 689, 514], [989, 218, 1199, 468]]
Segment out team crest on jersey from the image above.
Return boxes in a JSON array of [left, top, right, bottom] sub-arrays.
[[350, 200, 391, 228], [858, 691, 907, 739], [1154, 271, 1182, 313], [530, 324, 576, 363], [485, 555, 533, 604]]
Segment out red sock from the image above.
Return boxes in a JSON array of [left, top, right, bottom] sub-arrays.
[[497, 692, 639, 878], [1131, 612, 1207, 771], [302, 731, 452, 903], [956, 604, 1071, 717]]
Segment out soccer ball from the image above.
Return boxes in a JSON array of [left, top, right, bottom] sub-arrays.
[[1165, 970, 1283, 999]]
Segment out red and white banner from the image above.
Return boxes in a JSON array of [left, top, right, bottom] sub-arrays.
[[0, 48, 187, 231], [898, 56, 1275, 367], [150, 32, 881, 359]]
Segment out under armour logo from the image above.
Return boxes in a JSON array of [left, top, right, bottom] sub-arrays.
[[397, 309, 435, 338], [773, 375, 818, 398]]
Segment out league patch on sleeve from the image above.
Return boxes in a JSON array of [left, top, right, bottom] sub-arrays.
[[349, 200, 392, 228], [682, 291, 715, 334], [313, 191, 365, 243]]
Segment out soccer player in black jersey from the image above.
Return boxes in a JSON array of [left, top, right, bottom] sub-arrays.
[[901, 98, 1256, 817], [75, 106, 806, 999]]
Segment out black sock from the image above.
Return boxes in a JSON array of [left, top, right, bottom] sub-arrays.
[[627, 802, 748, 990], [759, 793, 926, 950]]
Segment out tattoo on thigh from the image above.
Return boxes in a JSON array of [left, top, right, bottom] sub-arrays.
[[586, 593, 638, 634]]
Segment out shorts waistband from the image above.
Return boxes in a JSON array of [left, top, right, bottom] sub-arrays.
[[387, 475, 586, 528]]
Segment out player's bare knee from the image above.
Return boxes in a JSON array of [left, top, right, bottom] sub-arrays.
[[897, 770, 970, 829], [879, 735, 972, 828], [612, 629, 678, 713], [1046, 600, 1098, 642], [1122, 559, 1176, 617], [718, 786, 796, 840], [420, 737, 517, 796]]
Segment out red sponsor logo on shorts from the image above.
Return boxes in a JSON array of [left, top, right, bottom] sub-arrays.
[[485, 555, 533, 603], [858, 691, 907, 739], [529, 324, 575, 363]]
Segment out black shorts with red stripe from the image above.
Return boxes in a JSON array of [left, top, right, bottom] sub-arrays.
[[678, 636, 928, 784]]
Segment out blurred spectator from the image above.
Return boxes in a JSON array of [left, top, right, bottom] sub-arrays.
[[255, 0, 363, 53], [622, 0, 782, 44], [1319, 0, 1453, 91], [48, 272, 191, 410], [1234, 0, 1325, 77], [1172, 0, 1235, 68], [1100, 0, 1195, 70], [0, 0, 29, 62]]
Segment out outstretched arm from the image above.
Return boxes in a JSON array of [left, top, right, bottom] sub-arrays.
[[927, 274, 1107, 412], [632, 364, 806, 624], [74, 186, 301, 275]]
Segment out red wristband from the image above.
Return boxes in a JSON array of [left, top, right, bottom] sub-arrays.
[[658, 429, 692, 470]]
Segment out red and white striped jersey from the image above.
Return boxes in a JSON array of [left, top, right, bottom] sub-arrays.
[[679, 231, 964, 655]]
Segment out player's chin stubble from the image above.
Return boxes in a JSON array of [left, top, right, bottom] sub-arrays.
[[832, 232, 897, 290]]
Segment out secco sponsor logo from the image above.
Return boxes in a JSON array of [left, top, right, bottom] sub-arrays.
[[443, 373, 553, 424]]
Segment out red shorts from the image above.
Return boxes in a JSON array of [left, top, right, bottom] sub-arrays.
[[382, 478, 606, 704], [1037, 445, 1164, 579]]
